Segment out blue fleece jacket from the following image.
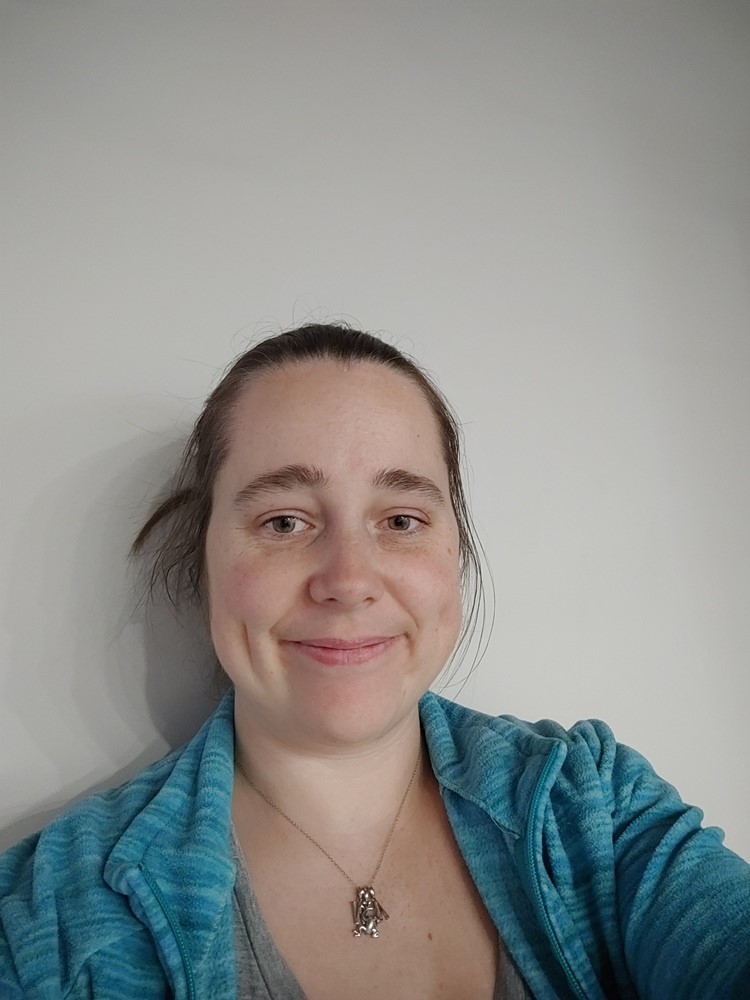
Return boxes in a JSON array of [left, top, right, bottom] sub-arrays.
[[1, 691, 748, 999]]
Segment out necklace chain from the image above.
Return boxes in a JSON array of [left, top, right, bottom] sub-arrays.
[[234, 745, 422, 889]]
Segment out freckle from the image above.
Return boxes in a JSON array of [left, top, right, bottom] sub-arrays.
[[427, 931, 433, 941]]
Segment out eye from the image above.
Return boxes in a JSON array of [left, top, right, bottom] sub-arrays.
[[386, 514, 420, 532], [264, 515, 305, 534]]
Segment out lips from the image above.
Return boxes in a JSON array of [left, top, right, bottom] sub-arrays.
[[285, 636, 399, 666]]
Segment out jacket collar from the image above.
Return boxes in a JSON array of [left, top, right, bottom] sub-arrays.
[[419, 691, 568, 838], [103, 689, 237, 974]]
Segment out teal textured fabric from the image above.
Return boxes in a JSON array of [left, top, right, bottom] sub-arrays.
[[1, 690, 748, 999]]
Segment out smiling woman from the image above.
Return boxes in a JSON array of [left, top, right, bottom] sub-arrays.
[[1, 324, 749, 1000]]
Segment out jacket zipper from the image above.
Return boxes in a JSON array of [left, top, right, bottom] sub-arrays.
[[140, 864, 196, 1000], [526, 747, 587, 1000]]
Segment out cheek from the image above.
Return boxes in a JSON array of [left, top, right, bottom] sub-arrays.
[[207, 557, 270, 637], [410, 544, 463, 630], [206, 557, 285, 683]]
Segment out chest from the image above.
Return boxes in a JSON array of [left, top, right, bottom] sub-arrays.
[[234, 790, 499, 1000]]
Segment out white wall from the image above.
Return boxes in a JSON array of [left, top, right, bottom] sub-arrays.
[[1, 0, 748, 858]]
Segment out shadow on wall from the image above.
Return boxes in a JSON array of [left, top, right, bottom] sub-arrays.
[[0, 416, 224, 850]]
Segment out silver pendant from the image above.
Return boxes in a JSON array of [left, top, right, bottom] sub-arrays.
[[352, 886, 389, 938]]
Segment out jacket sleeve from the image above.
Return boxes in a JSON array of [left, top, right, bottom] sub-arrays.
[[594, 726, 750, 1000]]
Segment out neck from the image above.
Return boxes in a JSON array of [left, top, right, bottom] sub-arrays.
[[232, 697, 427, 842]]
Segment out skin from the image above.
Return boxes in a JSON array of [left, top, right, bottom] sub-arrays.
[[205, 359, 463, 766]]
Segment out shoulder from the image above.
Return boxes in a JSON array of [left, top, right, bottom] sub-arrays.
[[0, 758, 174, 996], [0, 691, 235, 996], [1, 712, 205, 887], [422, 691, 736, 878], [419, 691, 686, 829], [1, 689, 233, 872], [420, 689, 625, 775], [0, 744, 179, 903]]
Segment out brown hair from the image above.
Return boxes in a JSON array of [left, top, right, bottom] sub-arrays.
[[133, 323, 489, 681]]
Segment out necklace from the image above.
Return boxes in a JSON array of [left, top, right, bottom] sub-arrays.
[[234, 745, 422, 939]]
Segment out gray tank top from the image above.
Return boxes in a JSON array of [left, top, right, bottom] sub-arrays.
[[231, 829, 533, 999]]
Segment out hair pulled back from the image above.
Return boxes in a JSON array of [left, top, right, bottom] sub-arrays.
[[133, 323, 487, 680]]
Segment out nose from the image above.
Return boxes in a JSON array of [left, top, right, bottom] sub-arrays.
[[307, 530, 385, 608]]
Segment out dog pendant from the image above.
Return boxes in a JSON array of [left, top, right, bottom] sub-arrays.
[[352, 886, 389, 938]]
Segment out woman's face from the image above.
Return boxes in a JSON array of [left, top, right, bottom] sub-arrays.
[[205, 360, 462, 750]]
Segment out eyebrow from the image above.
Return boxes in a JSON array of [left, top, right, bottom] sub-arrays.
[[232, 464, 446, 508], [371, 468, 447, 506], [233, 464, 328, 507]]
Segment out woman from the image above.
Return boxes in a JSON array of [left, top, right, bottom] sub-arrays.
[[1, 323, 748, 999]]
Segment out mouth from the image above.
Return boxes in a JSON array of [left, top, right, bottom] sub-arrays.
[[284, 636, 400, 666]]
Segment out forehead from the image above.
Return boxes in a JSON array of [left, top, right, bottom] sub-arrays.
[[221, 359, 447, 478]]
